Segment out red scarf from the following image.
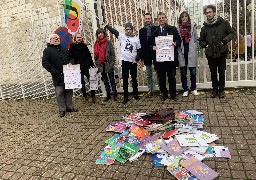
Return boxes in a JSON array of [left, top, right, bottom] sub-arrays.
[[94, 36, 107, 64], [179, 23, 191, 43]]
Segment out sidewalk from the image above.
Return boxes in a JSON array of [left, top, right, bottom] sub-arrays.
[[0, 88, 255, 179]]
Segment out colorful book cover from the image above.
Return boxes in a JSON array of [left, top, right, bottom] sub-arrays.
[[130, 124, 150, 139], [162, 129, 177, 139], [212, 146, 231, 159], [129, 149, 145, 162], [144, 139, 164, 154], [151, 154, 164, 166], [194, 132, 219, 144], [106, 122, 128, 133], [116, 143, 140, 163], [96, 145, 120, 165], [176, 135, 201, 146], [167, 167, 191, 180], [180, 156, 219, 180], [105, 134, 119, 146], [162, 139, 188, 156]]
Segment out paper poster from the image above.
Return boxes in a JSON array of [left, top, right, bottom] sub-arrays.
[[180, 156, 219, 180], [63, 64, 81, 89], [89, 68, 98, 90], [155, 36, 174, 62]]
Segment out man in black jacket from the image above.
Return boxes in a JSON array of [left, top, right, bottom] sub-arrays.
[[151, 12, 182, 101], [69, 33, 96, 103], [199, 5, 235, 98], [42, 34, 77, 117], [139, 13, 156, 98]]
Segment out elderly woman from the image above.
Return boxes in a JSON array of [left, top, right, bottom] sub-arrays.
[[94, 28, 117, 101], [177, 11, 199, 97]]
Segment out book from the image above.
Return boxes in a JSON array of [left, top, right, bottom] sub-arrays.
[[212, 146, 231, 159], [130, 124, 150, 139], [116, 143, 140, 163], [162, 139, 188, 156], [167, 167, 191, 180], [176, 134, 201, 146], [106, 122, 128, 133], [180, 156, 219, 180], [105, 134, 120, 146], [96, 145, 120, 165], [151, 154, 164, 166]]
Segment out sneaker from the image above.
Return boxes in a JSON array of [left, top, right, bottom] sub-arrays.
[[182, 91, 189, 97], [191, 90, 199, 96]]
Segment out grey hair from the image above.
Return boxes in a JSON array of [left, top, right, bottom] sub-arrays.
[[49, 34, 59, 42]]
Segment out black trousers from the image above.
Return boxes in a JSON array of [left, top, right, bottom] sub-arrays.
[[208, 57, 226, 92], [156, 62, 176, 98], [122, 61, 138, 99]]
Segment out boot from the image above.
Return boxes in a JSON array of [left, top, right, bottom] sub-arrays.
[[113, 93, 118, 101], [104, 94, 111, 101], [211, 90, 218, 98], [219, 91, 225, 98]]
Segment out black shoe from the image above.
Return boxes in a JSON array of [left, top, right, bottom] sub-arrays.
[[123, 98, 129, 104], [171, 96, 178, 101], [219, 91, 225, 98], [66, 108, 78, 112], [134, 95, 139, 100], [103, 96, 111, 101], [113, 93, 118, 101], [59, 111, 65, 117], [161, 94, 168, 101], [211, 90, 217, 98]]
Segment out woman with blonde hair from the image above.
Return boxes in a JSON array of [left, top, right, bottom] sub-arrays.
[[94, 28, 117, 101]]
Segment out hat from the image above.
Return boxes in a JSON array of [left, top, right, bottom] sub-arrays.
[[124, 23, 133, 30]]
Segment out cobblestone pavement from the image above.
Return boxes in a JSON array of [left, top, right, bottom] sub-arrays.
[[0, 88, 256, 180]]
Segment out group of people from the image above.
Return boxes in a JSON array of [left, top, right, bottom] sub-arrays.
[[233, 33, 253, 62], [42, 4, 235, 117]]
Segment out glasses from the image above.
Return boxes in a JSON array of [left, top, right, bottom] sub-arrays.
[[52, 37, 60, 40], [125, 28, 132, 31]]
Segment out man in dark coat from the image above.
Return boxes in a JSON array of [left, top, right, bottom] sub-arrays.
[[151, 12, 182, 101], [199, 5, 235, 98], [69, 33, 96, 103], [42, 34, 77, 117], [139, 13, 157, 97]]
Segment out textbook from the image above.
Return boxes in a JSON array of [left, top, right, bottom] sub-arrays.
[[96, 145, 120, 165], [116, 143, 140, 163]]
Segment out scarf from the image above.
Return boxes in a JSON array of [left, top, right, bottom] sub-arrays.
[[94, 36, 107, 64], [205, 14, 218, 25], [144, 23, 154, 41], [179, 23, 191, 43]]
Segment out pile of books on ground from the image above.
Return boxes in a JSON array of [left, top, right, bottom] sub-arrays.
[[96, 108, 231, 180]]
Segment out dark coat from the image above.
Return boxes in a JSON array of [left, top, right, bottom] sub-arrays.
[[94, 40, 116, 73], [150, 24, 182, 67], [42, 44, 73, 87], [69, 43, 94, 73], [199, 17, 235, 59], [139, 26, 157, 66]]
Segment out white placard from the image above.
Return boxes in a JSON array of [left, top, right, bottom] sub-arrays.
[[63, 64, 81, 89], [155, 36, 174, 62], [89, 68, 98, 90]]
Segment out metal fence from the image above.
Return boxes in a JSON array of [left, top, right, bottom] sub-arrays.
[[0, 0, 255, 100]]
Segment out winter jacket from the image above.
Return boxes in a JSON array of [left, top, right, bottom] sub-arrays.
[[234, 37, 245, 55], [94, 40, 116, 73], [69, 43, 94, 73], [139, 26, 157, 66], [199, 17, 235, 59], [42, 43, 74, 87], [150, 24, 182, 67], [177, 23, 198, 67]]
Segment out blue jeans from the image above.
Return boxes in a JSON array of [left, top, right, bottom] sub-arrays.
[[180, 66, 197, 91], [146, 65, 154, 93], [101, 71, 117, 96]]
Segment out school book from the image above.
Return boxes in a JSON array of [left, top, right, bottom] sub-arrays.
[[106, 122, 128, 133], [96, 145, 120, 165], [105, 134, 120, 146], [180, 156, 219, 180], [130, 124, 150, 139], [116, 142, 140, 163], [212, 146, 231, 159], [167, 167, 191, 180], [162, 139, 188, 156]]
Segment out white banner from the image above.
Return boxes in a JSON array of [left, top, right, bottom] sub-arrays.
[[89, 68, 98, 90], [63, 64, 81, 89]]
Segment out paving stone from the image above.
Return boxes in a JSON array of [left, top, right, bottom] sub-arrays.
[[0, 89, 256, 179]]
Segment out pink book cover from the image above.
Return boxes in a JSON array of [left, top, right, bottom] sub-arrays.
[[162, 139, 188, 156], [180, 156, 219, 180]]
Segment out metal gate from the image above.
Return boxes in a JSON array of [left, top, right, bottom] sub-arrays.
[[0, 0, 255, 100]]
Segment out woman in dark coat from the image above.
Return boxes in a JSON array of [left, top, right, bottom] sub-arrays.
[[94, 28, 117, 101], [69, 33, 96, 103]]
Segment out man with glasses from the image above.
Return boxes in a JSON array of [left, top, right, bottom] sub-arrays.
[[102, 22, 141, 104], [151, 12, 181, 101], [42, 34, 77, 117], [199, 5, 235, 98]]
